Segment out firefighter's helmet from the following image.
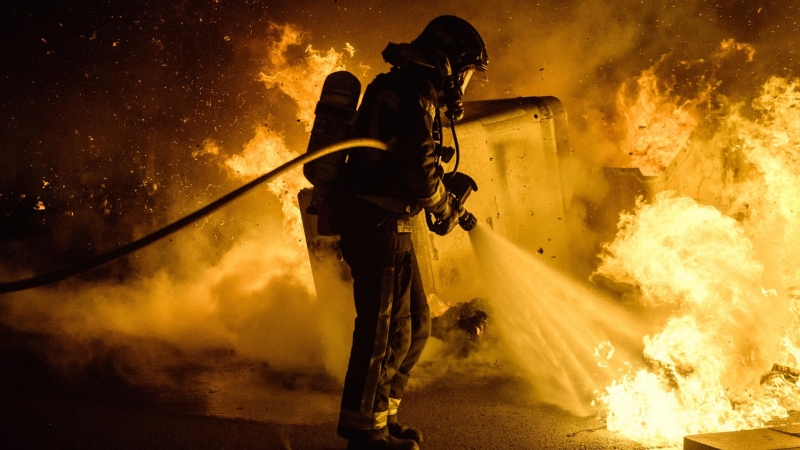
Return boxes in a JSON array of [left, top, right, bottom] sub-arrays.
[[411, 15, 488, 85], [381, 16, 488, 121]]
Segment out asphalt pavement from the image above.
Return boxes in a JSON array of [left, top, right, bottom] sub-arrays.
[[0, 324, 646, 450]]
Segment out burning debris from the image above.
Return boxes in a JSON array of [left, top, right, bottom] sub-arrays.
[[617, 40, 756, 176], [430, 299, 490, 358], [761, 364, 800, 386], [596, 51, 800, 446]]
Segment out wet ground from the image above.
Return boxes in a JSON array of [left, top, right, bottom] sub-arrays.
[[0, 324, 647, 450]]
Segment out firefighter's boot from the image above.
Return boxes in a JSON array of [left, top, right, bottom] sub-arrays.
[[388, 422, 423, 445], [346, 434, 420, 450]]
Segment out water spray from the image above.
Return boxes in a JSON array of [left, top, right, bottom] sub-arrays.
[[0, 138, 388, 294], [468, 224, 646, 414]]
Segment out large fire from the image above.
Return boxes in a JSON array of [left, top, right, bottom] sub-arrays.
[[219, 24, 352, 287], [617, 40, 756, 177], [595, 42, 800, 447], [8, 3, 800, 446], [617, 62, 700, 176]]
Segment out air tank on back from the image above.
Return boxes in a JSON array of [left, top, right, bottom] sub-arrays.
[[303, 71, 361, 236]]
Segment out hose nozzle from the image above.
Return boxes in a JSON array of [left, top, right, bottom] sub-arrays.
[[444, 172, 478, 232], [459, 210, 477, 231]]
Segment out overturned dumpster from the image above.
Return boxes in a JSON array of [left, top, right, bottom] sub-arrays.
[[299, 96, 575, 306]]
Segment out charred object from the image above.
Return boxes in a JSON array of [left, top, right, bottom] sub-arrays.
[[430, 299, 489, 357], [761, 363, 800, 385]]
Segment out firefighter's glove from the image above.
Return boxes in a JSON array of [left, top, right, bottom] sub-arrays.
[[419, 182, 461, 236], [429, 195, 462, 236]]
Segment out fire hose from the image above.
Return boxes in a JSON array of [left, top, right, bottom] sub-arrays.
[[0, 138, 388, 295]]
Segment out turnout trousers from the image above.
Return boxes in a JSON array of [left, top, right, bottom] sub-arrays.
[[337, 212, 431, 441]]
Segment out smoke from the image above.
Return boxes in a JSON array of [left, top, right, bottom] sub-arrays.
[[0, 13, 359, 421], [3, 197, 354, 359]]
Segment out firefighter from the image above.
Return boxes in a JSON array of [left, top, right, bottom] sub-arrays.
[[335, 16, 488, 450]]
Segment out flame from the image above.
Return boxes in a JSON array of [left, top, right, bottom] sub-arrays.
[[259, 23, 347, 132], [617, 40, 755, 176], [617, 60, 700, 176], [596, 46, 800, 447], [596, 193, 790, 446], [224, 127, 309, 250], [2, 24, 361, 393], [594, 340, 615, 368], [716, 38, 756, 62], [729, 77, 800, 249], [192, 138, 221, 159], [222, 24, 351, 255], [597, 194, 764, 309]]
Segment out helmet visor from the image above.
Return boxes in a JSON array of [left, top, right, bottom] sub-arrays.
[[458, 65, 488, 92]]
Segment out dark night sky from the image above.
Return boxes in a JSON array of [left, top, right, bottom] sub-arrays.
[[1, 0, 798, 273]]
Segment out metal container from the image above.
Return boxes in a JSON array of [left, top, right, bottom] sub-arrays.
[[300, 96, 575, 305]]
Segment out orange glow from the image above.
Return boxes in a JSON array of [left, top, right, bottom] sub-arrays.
[[596, 71, 800, 447], [223, 24, 351, 257], [616, 61, 700, 176], [259, 23, 348, 131], [617, 40, 755, 176]]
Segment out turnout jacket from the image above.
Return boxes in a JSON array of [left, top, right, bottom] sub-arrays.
[[343, 67, 446, 216]]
